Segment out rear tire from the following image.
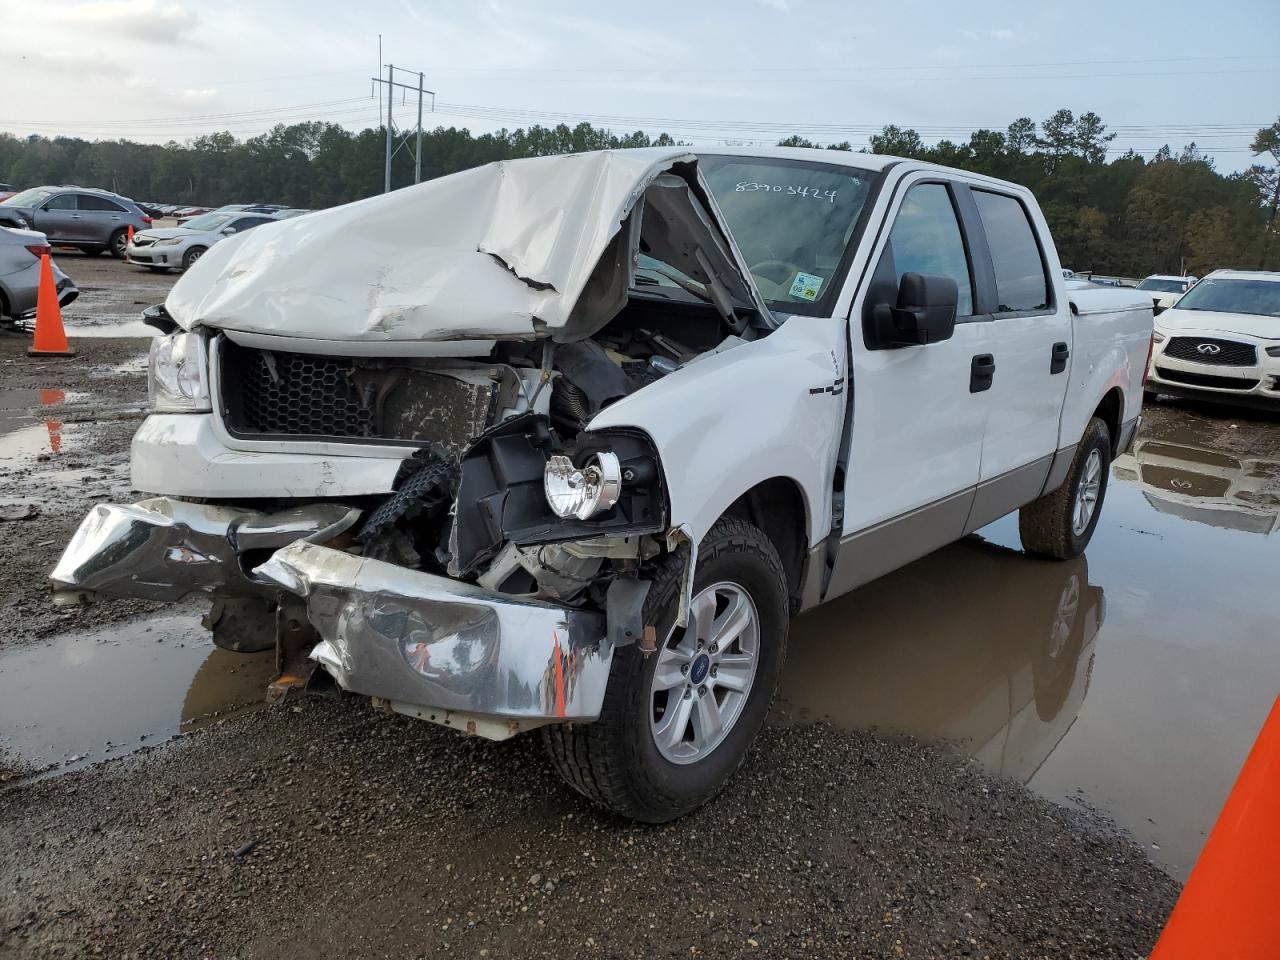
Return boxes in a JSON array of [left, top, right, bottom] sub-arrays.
[[543, 517, 788, 822], [1019, 416, 1111, 560], [108, 229, 128, 259]]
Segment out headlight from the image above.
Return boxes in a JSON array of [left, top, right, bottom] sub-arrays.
[[544, 451, 622, 519], [155, 237, 183, 246], [148, 332, 211, 412], [1152, 331, 1166, 343]]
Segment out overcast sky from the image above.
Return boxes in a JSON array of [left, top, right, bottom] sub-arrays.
[[1, 0, 1276, 171]]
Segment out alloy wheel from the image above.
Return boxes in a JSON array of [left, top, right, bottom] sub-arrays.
[[650, 581, 760, 764]]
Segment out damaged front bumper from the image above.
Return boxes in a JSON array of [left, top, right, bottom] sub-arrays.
[[256, 541, 611, 739], [50, 497, 362, 604]]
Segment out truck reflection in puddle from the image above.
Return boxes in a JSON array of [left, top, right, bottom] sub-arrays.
[[777, 538, 1102, 785], [1113, 438, 1280, 535]]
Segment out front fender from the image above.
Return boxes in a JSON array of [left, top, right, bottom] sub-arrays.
[[587, 318, 845, 546]]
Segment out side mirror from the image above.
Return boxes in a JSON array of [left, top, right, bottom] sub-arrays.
[[871, 272, 958, 347], [221, 227, 237, 235]]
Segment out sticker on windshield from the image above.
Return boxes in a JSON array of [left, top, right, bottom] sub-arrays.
[[789, 272, 824, 301]]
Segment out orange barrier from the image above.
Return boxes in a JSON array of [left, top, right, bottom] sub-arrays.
[[1150, 696, 1280, 959], [28, 254, 75, 357]]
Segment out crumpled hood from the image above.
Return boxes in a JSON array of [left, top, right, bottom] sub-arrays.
[[1157, 308, 1280, 340], [165, 149, 767, 343]]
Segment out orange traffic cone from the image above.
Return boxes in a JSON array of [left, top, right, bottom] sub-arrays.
[[125, 224, 134, 261], [28, 254, 75, 357], [1151, 696, 1280, 960]]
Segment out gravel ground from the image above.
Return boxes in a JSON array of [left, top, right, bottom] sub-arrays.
[[0, 335, 163, 646], [0, 697, 1178, 960]]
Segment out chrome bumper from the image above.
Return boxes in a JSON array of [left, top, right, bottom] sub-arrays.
[[256, 541, 612, 739], [50, 497, 362, 604]]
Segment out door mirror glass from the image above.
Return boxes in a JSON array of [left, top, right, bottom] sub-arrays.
[[871, 272, 958, 347], [221, 227, 237, 235]]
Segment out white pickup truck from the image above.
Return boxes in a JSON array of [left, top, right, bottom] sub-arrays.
[[52, 148, 1152, 821]]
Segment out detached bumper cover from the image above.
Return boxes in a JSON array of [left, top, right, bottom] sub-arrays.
[[50, 497, 361, 603], [256, 541, 612, 731]]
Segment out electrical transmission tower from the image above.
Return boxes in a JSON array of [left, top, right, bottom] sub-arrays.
[[371, 64, 435, 193]]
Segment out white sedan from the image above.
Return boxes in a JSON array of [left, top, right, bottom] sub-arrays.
[[1136, 274, 1197, 314], [126, 211, 280, 272], [1147, 269, 1280, 407]]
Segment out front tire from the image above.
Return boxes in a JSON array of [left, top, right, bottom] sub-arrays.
[[182, 246, 206, 270], [543, 517, 788, 822], [1019, 416, 1111, 560]]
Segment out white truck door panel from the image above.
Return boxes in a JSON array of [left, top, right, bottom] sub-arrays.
[[969, 188, 1071, 499], [830, 176, 991, 595]]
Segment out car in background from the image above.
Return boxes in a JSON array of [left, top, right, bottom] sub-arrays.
[[0, 226, 78, 322], [1136, 274, 1196, 314], [274, 208, 312, 219], [1147, 269, 1280, 407], [176, 203, 285, 225], [0, 183, 17, 203], [0, 186, 152, 257], [126, 210, 281, 271]]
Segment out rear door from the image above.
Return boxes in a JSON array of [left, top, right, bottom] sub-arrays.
[[962, 186, 1072, 529], [829, 173, 994, 595], [77, 194, 131, 244]]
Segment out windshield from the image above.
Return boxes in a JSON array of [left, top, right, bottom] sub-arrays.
[[2, 188, 52, 208], [182, 212, 235, 232], [700, 156, 876, 315], [1174, 277, 1280, 319], [1137, 278, 1188, 294]]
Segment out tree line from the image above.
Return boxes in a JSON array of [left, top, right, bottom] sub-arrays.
[[2, 109, 1277, 279]]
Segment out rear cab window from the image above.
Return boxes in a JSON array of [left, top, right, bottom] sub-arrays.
[[972, 190, 1051, 314]]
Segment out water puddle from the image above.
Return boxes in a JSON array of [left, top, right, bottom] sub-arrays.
[[778, 409, 1280, 880], [0, 388, 86, 462], [0, 612, 275, 781]]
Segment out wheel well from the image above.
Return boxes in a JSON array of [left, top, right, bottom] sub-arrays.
[[0, 286, 9, 319], [720, 477, 807, 613], [1092, 387, 1123, 455]]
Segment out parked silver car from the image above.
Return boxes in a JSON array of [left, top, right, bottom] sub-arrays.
[[0, 186, 153, 258], [0, 227, 78, 321]]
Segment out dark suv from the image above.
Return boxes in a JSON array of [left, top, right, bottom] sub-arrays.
[[0, 186, 153, 257]]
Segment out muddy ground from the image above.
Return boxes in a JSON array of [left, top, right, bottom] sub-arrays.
[[9, 256, 1280, 957]]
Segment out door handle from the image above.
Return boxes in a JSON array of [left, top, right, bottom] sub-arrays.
[[1050, 341, 1070, 374], [970, 354, 995, 393]]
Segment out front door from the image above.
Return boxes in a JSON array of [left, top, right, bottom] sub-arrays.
[[828, 174, 994, 596], [34, 193, 82, 242]]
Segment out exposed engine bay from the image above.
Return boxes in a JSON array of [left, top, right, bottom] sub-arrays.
[[217, 287, 761, 625]]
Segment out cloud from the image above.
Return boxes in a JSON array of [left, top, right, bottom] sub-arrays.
[[960, 27, 1019, 42], [46, 0, 199, 45], [178, 88, 218, 104]]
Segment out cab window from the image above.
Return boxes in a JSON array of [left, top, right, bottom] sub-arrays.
[[973, 190, 1050, 313], [43, 194, 77, 211], [880, 183, 974, 316]]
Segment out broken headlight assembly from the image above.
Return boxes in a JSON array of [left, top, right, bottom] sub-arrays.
[[544, 451, 622, 520], [451, 414, 666, 576], [148, 331, 211, 413]]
